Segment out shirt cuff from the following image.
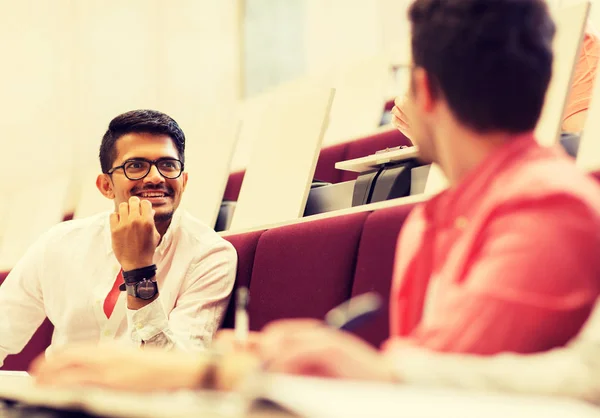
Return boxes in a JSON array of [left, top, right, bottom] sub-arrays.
[[126, 297, 169, 342]]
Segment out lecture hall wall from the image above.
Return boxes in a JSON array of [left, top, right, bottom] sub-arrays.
[[0, 0, 241, 204], [0, 0, 596, 205]]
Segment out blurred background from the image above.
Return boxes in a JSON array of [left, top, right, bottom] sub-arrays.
[[0, 0, 595, 203]]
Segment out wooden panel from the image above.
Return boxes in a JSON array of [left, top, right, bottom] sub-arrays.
[[230, 81, 335, 231]]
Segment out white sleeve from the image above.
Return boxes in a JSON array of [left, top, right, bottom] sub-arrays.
[[387, 301, 600, 404], [0, 238, 48, 367], [126, 240, 237, 351]]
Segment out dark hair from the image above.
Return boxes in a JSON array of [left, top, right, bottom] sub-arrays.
[[409, 0, 555, 133], [99, 109, 186, 173]]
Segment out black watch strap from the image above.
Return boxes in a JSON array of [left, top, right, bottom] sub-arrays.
[[122, 264, 157, 284], [118, 264, 157, 292]]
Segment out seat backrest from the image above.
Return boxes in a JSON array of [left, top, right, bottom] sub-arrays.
[[314, 142, 349, 184], [0, 319, 53, 372], [350, 203, 415, 347], [0, 273, 53, 372], [230, 81, 335, 231], [247, 212, 369, 330], [321, 55, 390, 146], [221, 230, 265, 328], [223, 170, 246, 202], [179, 114, 240, 226]]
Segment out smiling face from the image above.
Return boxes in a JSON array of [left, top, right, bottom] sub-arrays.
[[97, 132, 188, 227]]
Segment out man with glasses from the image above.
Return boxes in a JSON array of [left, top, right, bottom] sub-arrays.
[[0, 109, 237, 367]]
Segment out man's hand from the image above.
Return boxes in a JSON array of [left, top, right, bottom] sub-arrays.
[[110, 196, 160, 271], [30, 344, 260, 392], [390, 95, 414, 141], [259, 319, 397, 382], [213, 329, 263, 353]]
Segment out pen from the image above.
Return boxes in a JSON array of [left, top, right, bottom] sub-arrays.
[[236, 291, 383, 399], [235, 287, 250, 349]]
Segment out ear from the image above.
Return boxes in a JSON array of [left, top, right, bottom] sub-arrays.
[[181, 171, 188, 192], [96, 174, 115, 199], [411, 67, 437, 113]]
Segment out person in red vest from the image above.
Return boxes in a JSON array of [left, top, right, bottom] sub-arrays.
[[0, 110, 237, 367], [28, 0, 600, 402], [562, 26, 600, 133]]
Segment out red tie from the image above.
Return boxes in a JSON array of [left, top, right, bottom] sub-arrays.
[[104, 269, 123, 319]]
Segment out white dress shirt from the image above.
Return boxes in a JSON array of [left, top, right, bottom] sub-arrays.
[[388, 298, 600, 404], [0, 209, 237, 367]]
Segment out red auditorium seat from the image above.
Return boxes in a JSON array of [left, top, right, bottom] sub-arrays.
[[223, 170, 246, 202], [350, 203, 416, 347], [314, 142, 348, 184], [221, 230, 265, 328], [247, 212, 369, 331]]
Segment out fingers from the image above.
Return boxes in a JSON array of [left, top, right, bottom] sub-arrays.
[[260, 319, 323, 363], [262, 329, 337, 377], [391, 113, 409, 131], [394, 95, 403, 108], [128, 196, 141, 218], [390, 100, 413, 140], [115, 197, 150, 223], [118, 201, 129, 224], [140, 198, 153, 220], [213, 330, 262, 354], [30, 346, 102, 385], [109, 212, 119, 230]]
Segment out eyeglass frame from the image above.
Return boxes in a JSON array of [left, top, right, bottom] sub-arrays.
[[106, 157, 185, 181]]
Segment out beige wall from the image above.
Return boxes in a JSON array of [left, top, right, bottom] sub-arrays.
[[304, 0, 385, 76], [0, 0, 241, 196]]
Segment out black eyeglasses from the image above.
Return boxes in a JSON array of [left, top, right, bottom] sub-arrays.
[[107, 158, 184, 181]]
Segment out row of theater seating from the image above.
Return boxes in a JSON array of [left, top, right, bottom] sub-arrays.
[[4, 169, 600, 371], [223, 128, 410, 201], [0, 126, 409, 371], [0, 199, 415, 370]]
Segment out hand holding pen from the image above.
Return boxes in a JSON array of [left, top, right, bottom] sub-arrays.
[[231, 289, 396, 382]]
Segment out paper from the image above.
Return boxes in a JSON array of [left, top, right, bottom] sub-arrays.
[[0, 374, 249, 418], [260, 374, 600, 418]]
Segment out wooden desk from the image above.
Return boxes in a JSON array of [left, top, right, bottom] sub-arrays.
[[335, 146, 419, 173]]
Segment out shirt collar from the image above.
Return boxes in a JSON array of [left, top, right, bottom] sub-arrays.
[[103, 208, 182, 256], [425, 131, 538, 225]]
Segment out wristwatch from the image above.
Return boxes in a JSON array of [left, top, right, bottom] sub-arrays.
[[125, 278, 159, 300], [119, 265, 159, 300]]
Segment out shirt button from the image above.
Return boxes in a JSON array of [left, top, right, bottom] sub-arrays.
[[136, 323, 144, 330], [103, 330, 112, 337], [454, 216, 468, 230]]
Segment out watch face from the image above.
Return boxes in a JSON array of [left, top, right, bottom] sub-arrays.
[[136, 280, 157, 300]]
